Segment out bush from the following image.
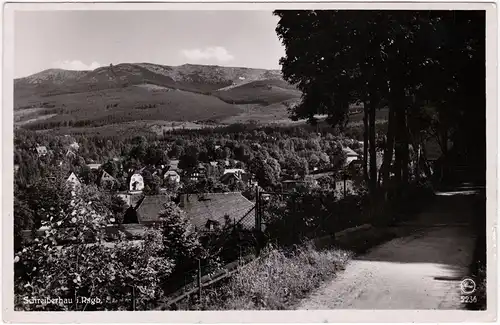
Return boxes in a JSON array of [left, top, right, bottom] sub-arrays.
[[14, 190, 174, 311], [262, 190, 367, 247]]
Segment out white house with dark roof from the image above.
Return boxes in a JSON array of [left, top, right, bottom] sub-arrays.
[[129, 173, 144, 192]]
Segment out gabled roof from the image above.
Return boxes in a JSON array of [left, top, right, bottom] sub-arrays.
[[342, 147, 358, 157], [179, 192, 255, 230], [135, 195, 170, 224], [164, 170, 180, 177], [66, 172, 82, 186], [220, 172, 241, 183], [129, 193, 145, 208], [100, 170, 116, 182]]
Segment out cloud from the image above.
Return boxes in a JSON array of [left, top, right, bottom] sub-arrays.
[[180, 46, 234, 63], [52, 60, 102, 71]]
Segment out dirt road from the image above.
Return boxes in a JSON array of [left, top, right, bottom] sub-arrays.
[[298, 189, 481, 310]]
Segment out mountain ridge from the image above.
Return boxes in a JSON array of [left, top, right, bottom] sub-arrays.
[[14, 62, 301, 130], [15, 62, 283, 83]]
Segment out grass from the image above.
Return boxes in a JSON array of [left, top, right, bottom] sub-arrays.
[[172, 244, 353, 310], [214, 79, 301, 105]]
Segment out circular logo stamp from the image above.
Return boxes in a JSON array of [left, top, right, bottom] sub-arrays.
[[460, 278, 476, 295]]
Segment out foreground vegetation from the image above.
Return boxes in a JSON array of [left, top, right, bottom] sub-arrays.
[[172, 244, 353, 310]]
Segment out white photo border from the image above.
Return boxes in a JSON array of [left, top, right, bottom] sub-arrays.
[[1, 1, 497, 323]]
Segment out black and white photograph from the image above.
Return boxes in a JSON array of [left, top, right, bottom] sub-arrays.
[[2, 1, 497, 322]]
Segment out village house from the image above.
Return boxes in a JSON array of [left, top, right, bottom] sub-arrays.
[[133, 195, 170, 225], [164, 170, 181, 183], [343, 147, 359, 167], [168, 159, 180, 173], [100, 170, 117, 189], [178, 192, 255, 232], [35, 146, 48, 157], [65, 172, 82, 193], [184, 163, 207, 182], [66, 149, 77, 160], [87, 163, 102, 170], [69, 142, 79, 151], [281, 179, 307, 192], [118, 194, 169, 225], [220, 168, 256, 187], [129, 172, 144, 192]]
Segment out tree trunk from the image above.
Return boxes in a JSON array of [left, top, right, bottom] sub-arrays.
[[393, 87, 410, 187], [363, 101, 369, 185], [439, 124, 449, 183], [415, 142, 421, 181], [381, 104, 396, 189], [401, 107, 410, 185], [368, 94, 378, 196], [420, 140, 433, 178]]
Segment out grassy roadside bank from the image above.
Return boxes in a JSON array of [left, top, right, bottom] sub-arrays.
[[167, 224, 400, 311]]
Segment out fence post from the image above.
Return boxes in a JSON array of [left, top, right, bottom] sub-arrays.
[[197, 259, 202, 302]]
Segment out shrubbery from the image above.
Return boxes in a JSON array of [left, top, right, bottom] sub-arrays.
[[175, 244, 352, 310], [14, 186, 174, 311]]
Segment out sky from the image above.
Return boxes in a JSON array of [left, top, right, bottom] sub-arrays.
[[14, 11, 286, 78]]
